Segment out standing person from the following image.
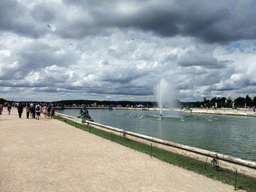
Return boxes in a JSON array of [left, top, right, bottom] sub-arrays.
[[42, 104, 47, 118], [30, 103, 36, 119], [7, 103, 12, 115], [25, 103, 30, 119], [35, 103, 41, 120], [47, 104, 52, 118], [17, 103, 24, 118], [51, 105, 55, 119], [0, 104, 3, 115]]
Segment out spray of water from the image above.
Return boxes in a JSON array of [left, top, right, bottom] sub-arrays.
[[156, 78, 176, 116]]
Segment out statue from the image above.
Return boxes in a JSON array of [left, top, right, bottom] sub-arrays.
[[77, 105, 93, 121]]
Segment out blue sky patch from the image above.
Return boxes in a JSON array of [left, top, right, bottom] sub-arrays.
[[226, 43, 241, 50]]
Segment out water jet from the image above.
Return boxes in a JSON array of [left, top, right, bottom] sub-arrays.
[[156, 78, 176, 119]]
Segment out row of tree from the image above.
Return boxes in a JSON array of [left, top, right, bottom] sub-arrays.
[[182, 95, 256, 108], [1, 95, 256, 108], [52, 99, 157, 108]]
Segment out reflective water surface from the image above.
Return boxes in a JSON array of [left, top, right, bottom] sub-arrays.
[[57, 109, 256, 161]]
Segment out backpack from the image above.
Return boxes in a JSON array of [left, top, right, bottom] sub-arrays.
[[36, 105, 40, 111]]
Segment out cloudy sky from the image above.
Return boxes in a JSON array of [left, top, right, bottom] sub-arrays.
[[1, 0, 256, 102]]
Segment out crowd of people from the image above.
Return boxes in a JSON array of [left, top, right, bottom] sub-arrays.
[[2, 102, 55, 120]]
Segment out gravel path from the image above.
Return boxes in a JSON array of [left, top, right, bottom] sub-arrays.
[[0, 108, 243, 191]]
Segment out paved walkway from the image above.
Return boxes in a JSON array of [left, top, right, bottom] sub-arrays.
[[0, 108, 242, 191]]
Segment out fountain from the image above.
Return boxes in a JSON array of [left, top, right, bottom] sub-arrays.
[[156, 78, 176, 119]]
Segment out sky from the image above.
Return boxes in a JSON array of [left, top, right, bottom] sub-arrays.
[[1, 0, 256, 102]]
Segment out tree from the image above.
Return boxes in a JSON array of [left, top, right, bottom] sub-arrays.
[[0, 98, 8, 104], [245, 95, 253, 106], [225, 97, 233, 108], [234, 97, 245, 108], [217, 97, 226, 108]]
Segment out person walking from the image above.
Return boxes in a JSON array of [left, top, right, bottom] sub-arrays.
[[25, 103, 30, 119], [51, 105, 55, 119], [35, 103, 41, 120], [0, 104, 3, 115], [42, 104, 47, 118], [30, 103, 36, 119], [47, 104, 52, 118], [7, 103, 12, 115], [17, 103, 24, 118]]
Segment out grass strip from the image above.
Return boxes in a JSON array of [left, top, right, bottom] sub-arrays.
[[56, 116, 256, 192]]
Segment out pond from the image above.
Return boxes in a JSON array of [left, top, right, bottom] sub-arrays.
[[56, 108, 256, 162]]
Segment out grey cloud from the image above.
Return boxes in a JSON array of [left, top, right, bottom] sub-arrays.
[[11, 23, 44, 39], [214, 85, 239, 91], [30, 5, 56, 23], [176, 82, 194, 90], [60, 0, 256, 44], [85, 86, 153, 96], [0, 0, 48, 38], [31, 73, 70, 87], [236, 86, 256, 94], [61, 86, 84, 91], [195, 71, 252, 96], [216, 77, 251, 91], [0, 80, 40, 88], [22, 43, 77, 66], [35, 87, 58, 93], [101, 60, 109, 65], [62, 0, 86, 6], [249, 80, 256, 86], [56, 22, 109, 39], [179, 7, 240, 43], [99, 69, 144, 84], [111, 87, 153, 96], [0, 0, 23, 22], [93, 7, 180, 36], [21, 52, 61, 69], [179, 67, 208, 76], [2, 0, 256, 44], [36, 83, 153, 96], [200, 71, 224, 86], [163, 53, 178, 62], [178, 58, 225, 69], [175, 69, 224, 93], [0, 42, 77, 80], [0, 71, 69, 88], [178, 50, 227, 69]]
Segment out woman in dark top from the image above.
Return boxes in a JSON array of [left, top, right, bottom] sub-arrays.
[[17, 103, 24, 118]]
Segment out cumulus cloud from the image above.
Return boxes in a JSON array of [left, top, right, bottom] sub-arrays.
[[1, 0, 256, 102], [178, 52, 226, 69]]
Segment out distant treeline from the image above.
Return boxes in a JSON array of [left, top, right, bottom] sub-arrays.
[[1, 95, 256, 108], [53, 96, 256, 109], [0, 98, 8, 104], [52, 99, 158, 108], [182, 95, 256, 108]]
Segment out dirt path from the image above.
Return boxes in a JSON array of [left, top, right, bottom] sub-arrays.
[[0, 108, 243, 191]]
